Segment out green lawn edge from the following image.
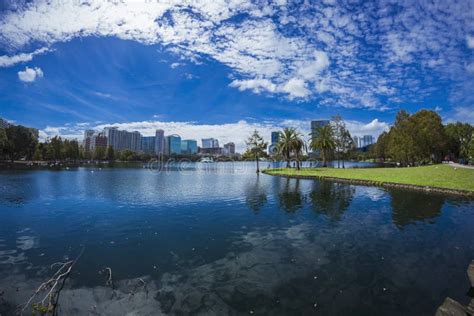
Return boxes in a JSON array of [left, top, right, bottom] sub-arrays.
[[263, 164, 474, 194]]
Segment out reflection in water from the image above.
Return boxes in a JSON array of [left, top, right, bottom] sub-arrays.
[[310, 181, 355, 221], [390, 190, 445, 228], [0, 164, 473, 315], [244, 176, 267, 213], [278, 178, 303, 212]]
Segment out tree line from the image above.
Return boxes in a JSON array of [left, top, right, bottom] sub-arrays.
[[0, 125, 155, 162], [245, 109, 474, 171], [372, 109, 473, 166]]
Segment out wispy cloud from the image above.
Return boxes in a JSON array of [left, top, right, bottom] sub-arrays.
[[0, 47, 50, 67]]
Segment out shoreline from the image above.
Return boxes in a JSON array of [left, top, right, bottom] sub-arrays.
[[262, 167, 474, 198]]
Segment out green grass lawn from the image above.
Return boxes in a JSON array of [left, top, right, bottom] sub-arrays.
[[264, 164, 474, 192]]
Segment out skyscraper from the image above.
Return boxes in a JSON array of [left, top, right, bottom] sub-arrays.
[[141, 136, 156, 153], [223, 142, 235, 156], [362, 135, 374, 147], [155, 129, 165, 155], [181, 139, 198, 155], [268, 131, 280, 155], [165, 135, 182, 155], [102, 127, 142, 152], [202, 138, 219, 148], [353, 136, 360, 148]]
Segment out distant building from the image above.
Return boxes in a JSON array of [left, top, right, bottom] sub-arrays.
[[223, 142, 235, 156], [362, 135, 374, 147], [103, 127, 142, 152], [0, 117, 11, 129], [202, 138, 219, 149], [199, 147, 222, 155], [155, 129, 165, 155], [165, 135, 182, 155], [268, 131, 280, 155], [353, 136, 360, 148], [181, 139, 198, 155], [141, 136, 156, 154], [83, 130, 107, 152], [310, 119, 330, 156]]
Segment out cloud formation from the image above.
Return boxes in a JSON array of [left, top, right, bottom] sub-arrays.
[[0, 0, 472, 110], [17, 66, 43, 82], [0, 47, 49, 67]]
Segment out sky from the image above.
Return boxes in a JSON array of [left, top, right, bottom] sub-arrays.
[[0, 0, 473, 152]]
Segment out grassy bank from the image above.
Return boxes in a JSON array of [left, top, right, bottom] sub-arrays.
[[264, 164, 474, 193]]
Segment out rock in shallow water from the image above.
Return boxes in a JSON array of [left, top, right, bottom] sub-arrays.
[[435, 297, 466, 316], [468, 260, 474, 287]]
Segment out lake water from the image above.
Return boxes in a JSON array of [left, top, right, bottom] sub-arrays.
[[0, 162, 473, 315]]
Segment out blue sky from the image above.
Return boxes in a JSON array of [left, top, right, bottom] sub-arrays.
[[0, 0, 473, 151]]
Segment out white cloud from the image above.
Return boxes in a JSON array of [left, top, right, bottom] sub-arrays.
[[170, 62, 183, 69], [345, 119, 390, 138], [281, 78, 310, 99], [17, 66, 43, 82], [467, 36, 474, 49], [229, 78, 277, 93], [0, 47, 49, 67], [0, 1, 472, 110]]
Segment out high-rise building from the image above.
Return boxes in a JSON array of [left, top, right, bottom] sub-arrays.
[[0, 117, 11, 129], [202, 138, 219, 148], [362, 135, 374, 147], [141, 136, 156, 154], [181, 139, 198, 155], [102, 127, 142, 152], [353, 136, 360, 148], [223, 142, 235, 156], [155, 129, 165, 155], [83, 130, 107, 152], [165, 135, 182, 155], [271, 131, 280, 144], [268, 131, 280, 155]]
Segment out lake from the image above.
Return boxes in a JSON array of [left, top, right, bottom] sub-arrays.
[[0, 162, 473, 315]]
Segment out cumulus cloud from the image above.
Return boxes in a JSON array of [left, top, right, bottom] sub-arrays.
[[229, 78, 277, 94], [0, 47, 49, 67], [17, 66, 43, 82]]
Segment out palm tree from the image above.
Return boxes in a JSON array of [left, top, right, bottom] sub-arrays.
[[310, 124, 335, 167], [277, 128, 296, 168], [246, 130, 267, 173], [276, 128, 306, 170]]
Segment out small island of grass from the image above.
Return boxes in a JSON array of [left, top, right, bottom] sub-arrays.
[[263, 164, 474, 196]]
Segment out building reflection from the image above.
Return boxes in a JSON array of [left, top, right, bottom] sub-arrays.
[[309, 181, 355, 221], [390, 189, 445, 228], [278, 178, 303, 213]]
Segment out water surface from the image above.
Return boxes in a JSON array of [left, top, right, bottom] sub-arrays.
[[0, 162, 473, 315]]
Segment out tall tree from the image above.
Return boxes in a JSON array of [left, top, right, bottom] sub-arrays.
[[106, 145, 115, 161], [387, 110, 416, 166], [5, 125, 38, 161], [276, 128, 306, 169], [245, 130, 267, 173], [310, 124, 335, 167], [374, 131, 389, 161], [0, 128, 7, 159], [445, 122, 473, 160]]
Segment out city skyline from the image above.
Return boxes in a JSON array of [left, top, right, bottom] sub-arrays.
[[0, 1, 472, 153]]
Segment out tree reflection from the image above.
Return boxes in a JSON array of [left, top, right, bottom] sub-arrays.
[[278, 178, 303, 213], [390, 189, 445, 228], [244, 175, 268, 213], [310, 181, 354, 221]]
